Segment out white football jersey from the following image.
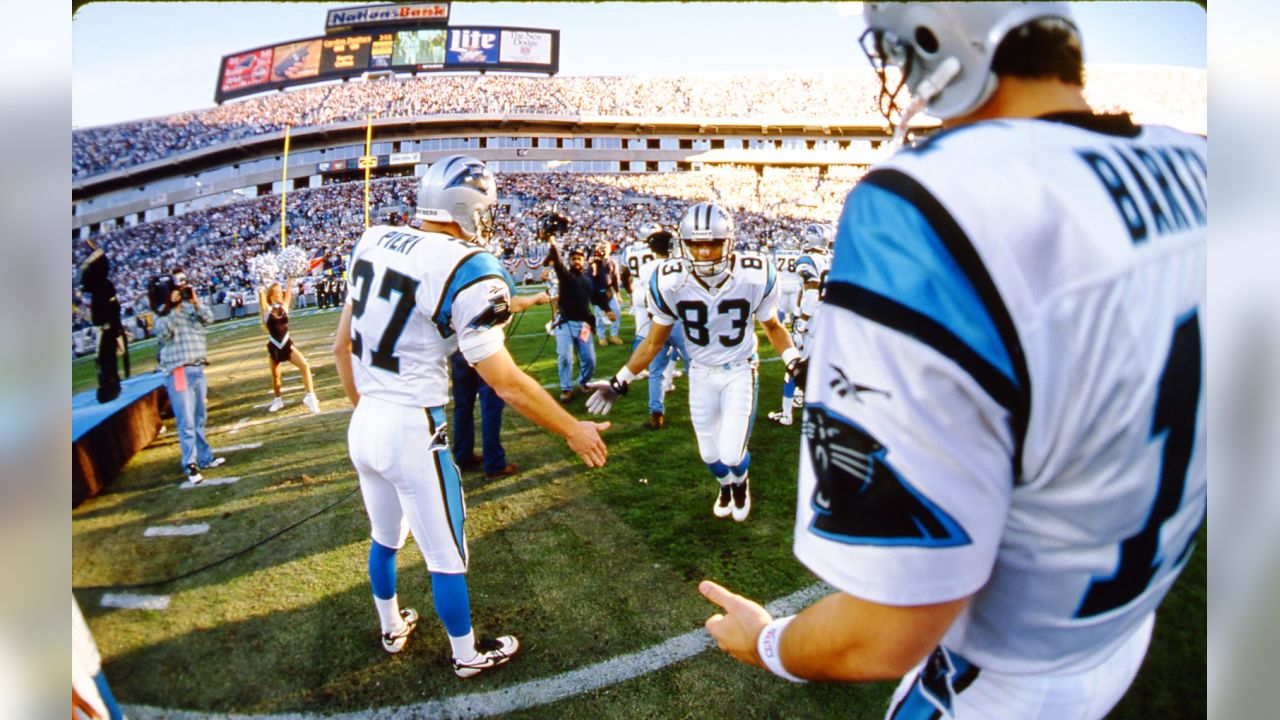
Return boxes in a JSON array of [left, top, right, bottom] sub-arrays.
[[794, 115, 1207, 676], [347, 224, 515, 408], [772, 248, 804, 291], [632, 255, 666, 338], [648, 254, 779, 367], [622, 241, 658, 281]]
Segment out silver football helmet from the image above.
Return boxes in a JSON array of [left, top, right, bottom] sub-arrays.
[[415, 155, 498, 242], [801, 223, 828, 251], [678, 202, 735, 278], [861, 2, 1076, 123]]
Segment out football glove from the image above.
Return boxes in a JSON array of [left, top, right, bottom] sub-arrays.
[[585, 375, 629, 416]]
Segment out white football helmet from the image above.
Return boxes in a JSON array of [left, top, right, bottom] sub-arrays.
[[678, 202, 735, 278], [861, 2, 1075, 123], [415, 155, 498, 242]]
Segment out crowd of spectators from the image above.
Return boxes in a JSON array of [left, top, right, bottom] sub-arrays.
[[72, 166, 851, 340], [72, 65, 1205, 178]]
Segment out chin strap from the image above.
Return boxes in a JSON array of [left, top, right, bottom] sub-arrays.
[[891, 56, 962, 148]]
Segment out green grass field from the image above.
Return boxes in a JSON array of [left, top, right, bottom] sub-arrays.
[[71, 299, 1205, 718]]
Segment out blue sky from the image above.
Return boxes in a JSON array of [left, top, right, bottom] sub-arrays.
[[72, 2, 1206, 128]]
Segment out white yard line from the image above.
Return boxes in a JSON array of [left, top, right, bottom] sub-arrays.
[[213, 443, 263, 453], [101, 593, 170, 611], [123, 582, 831, 720], [143, 524, 210, 537], [178, 476, 241, 490]]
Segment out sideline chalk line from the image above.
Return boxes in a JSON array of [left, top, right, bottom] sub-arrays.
[[123, 581, 832, 719]]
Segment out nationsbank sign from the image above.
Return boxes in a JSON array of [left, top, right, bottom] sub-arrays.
[[325, 3, 450, 32]]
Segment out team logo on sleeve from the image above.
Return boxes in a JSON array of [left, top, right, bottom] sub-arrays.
[[467, 286, 512, 329], [803, 405, 970, 548]]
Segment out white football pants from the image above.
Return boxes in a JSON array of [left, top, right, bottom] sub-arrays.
[[885, 613, 1153, 720], [348, 396, 468, 574], [687, 360, 758, 469]]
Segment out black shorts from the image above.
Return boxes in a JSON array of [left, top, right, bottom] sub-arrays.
[[268, 340, 293, 364]]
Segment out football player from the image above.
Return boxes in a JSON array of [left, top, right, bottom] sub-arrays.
[[771, 238, 803, 326], [586, 202, 805, 521], [333, 155, 610, 677], [700, 5, 1206, 719], [769, 223, 834, 426], [630, 222, 690, 429]]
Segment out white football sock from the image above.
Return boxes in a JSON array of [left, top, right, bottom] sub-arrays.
[[375, 595, 403, 634], [450, 630, 479, 661]]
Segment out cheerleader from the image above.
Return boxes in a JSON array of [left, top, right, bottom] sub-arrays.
[[258, 279, 320, 413]]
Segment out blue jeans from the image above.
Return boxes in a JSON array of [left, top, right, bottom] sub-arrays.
[[164, 364, 214, 471], [595, 296, 622, 338], [648, 323, 690, 413], [555, 320, 596, 391], [450, 352, 507, 474]]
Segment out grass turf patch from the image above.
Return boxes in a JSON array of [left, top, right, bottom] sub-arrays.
[[72, 300, 1205, 717]]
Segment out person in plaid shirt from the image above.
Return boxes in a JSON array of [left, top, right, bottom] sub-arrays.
[[155, 268, 224, 484]]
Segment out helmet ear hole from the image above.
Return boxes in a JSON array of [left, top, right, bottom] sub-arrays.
[[914, 26, 939, 54]]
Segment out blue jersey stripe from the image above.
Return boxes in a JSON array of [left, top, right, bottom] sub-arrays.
[[831, 182, 1015, 385], [763, 256, 777, 297], [832, 168, 1031, 481], [432, 251, 515, 335], [649, 267, 674, 318]]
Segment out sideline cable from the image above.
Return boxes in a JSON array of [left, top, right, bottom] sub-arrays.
[[72, 485, 360, 593]]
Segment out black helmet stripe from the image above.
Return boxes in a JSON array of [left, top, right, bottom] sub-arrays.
[[703, 203, 713, 231]]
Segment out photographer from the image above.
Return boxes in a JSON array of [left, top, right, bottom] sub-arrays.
[[539, 214, 597, 403], [151, 268, 224, 485]]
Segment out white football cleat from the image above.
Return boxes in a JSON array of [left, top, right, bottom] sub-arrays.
[[731, 477, 751, 522], [268, 396, 284, 413], [767, 410, 793, 426], [454, 635, 519, 678], [381, 608, 419, 654], [302, 393, 320, 414], [713, 485, 733, 518]]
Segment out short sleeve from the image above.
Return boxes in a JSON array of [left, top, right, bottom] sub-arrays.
[[647, 267, 676, 326], [451, 277, 512, 364], [755, 261, 780, 320]]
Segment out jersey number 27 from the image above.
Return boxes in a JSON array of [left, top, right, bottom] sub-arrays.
[[349, 258, 420, 374]]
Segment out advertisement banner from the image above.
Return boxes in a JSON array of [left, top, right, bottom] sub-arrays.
[[499, 30, 553, 66], [221, 48, 273, 92], [270, 39, 323, 82], [369, 32, 396, 68], [326, 3, 449, 32], [389, 152, 421, 165], [445, 28, 500, 65], [393, 29, 445, 66], [320, 34, 374, 74], [331, 160, 348, 172]]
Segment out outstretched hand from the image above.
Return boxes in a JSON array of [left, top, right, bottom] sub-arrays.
[[566, 419, 611, 467], [700, 580, 773, 668]]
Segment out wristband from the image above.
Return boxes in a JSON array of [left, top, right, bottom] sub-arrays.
[[781, 347, 801, 367], [616, 366, 637, 384], [756, 615, 807, 683]]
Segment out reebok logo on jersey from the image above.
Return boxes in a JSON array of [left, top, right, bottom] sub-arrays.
[[829, 366, 891, 403], [803, 406, 970, 548]]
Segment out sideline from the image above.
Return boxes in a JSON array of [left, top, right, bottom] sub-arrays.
[[122, 582, 831, 720]]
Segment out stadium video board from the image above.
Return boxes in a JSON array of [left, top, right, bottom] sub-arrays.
[[216, 26, 559, 102]]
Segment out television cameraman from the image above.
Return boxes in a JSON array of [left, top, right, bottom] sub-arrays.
[[150, 268, 224, 485], [539, 213, 597, 403]]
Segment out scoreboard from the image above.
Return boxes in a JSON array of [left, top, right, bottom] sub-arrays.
[[217, 24, 559, 102]]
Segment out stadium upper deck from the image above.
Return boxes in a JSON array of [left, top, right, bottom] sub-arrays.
[[72, 66, 1205, 181]]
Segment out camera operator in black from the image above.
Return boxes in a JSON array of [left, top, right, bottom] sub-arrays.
[[78, 249, 128, 403], [538, 213, 597, 403]]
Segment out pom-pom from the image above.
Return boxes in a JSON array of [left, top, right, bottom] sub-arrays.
[[276, 246, 310, 278], [247, 253, 280, 287]]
